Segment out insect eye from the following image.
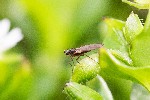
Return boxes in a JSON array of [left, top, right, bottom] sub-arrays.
[[64, 50, 67, 53], [64, 50, 70, 55]]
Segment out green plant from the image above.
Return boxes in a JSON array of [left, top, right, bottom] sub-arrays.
[[64, 0, 150, 99]]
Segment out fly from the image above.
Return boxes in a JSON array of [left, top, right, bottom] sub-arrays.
[[64, 44, 103, 65]]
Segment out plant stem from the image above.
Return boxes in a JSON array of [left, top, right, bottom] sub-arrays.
[[143, 9, 150, 32]]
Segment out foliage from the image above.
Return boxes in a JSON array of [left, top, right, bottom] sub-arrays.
[[0, 0, 149, 100], [64, 0, 150, 100]]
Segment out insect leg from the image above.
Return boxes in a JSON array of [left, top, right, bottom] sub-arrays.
[[69, 55, 75, 66], [68, 62, 72, 66], [76, 55, 81, 64], [84, 54, 99, 64]]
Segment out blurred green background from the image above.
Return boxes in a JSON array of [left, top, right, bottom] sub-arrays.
[[0, 0, 146, 99]]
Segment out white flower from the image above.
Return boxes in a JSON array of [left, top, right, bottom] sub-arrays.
[[0, 19, 23, 53]]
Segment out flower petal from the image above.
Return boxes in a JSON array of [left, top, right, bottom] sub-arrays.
[[0, 28, 23, 53], [0, 19, 10, 39]]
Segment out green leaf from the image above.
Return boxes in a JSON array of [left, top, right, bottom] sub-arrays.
[[87, 75, 113, 100], [131, 33, 150, 66], [122, 0, 150, 9], [0, 54, 23, 86], [110, 50, 132, 66], [134, 0, 150, 4], [64, 82, 102, 100], [99, 48, 150, 92], [71, 54, 100, 84], [102, 18, 132, 65], [123, 12, 143, 43], [131, 10, 150, 66], [131, 83, 150, 100], [0, 55, 32, 99], [101, 76, 132, 100], [102, 18, 126, 51]]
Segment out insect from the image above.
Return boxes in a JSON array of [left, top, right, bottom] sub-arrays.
[[64, 44, 103, 65]]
